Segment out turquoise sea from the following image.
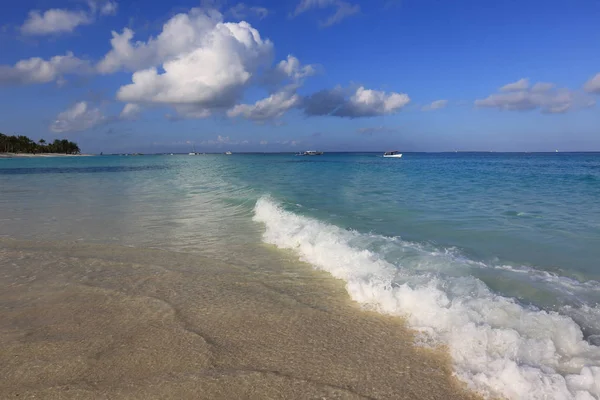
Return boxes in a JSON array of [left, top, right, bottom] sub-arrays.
[[1, 152, 600, 399]]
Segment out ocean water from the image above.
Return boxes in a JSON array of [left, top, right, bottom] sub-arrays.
[[1, 152, 600, 399]]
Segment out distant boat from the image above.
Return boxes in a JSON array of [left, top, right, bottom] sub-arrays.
[[225, 151, 232, 155], [556, 149, 559, 153], [383, 151, 403, 158], [298, 150, 323, 156], [189, 145, 199, 155]]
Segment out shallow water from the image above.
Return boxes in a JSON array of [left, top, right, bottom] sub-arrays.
[[1, 152, 599, 399], [0, 238, 477, 400]]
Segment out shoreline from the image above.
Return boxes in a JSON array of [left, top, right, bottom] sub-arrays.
[[0, 153, 94, 158], [0, 238, 482, 400]]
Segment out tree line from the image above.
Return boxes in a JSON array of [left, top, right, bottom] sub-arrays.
[[0, 133, 80, 154]]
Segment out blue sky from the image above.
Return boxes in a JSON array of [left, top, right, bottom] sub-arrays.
[[1, 0, 599, 153]]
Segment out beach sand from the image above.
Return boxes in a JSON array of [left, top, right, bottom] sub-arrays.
[[0, 238, 481, 400], [0, 153, 94, 158]]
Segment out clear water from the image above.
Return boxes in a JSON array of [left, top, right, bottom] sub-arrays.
[[1, 153, 600, 399]]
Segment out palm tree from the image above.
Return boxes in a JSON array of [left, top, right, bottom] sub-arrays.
[[0, 133, 79, 154]]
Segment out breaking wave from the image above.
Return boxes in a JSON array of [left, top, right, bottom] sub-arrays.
[[253, 196, 600, 400]]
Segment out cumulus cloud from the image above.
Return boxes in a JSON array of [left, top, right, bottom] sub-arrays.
[[50, 101, 106, 133], [422, 99, 448, 111], [292, 0, 360, 27], [303, 86, 410, 118], [475, 80, 592, 114], [119, 103, 141, 120], [275, 55, 317, 81], [21, 9, 92, 35], [227, 3, 269, 20], [500, 78, 529, 92], [261, 55, 318, 92], [21, 1, 117, 35], [97, 9, 242, 74], [228, 90, 301, 121], [584, 73, 600, 94], [0, 52, 92, 85], [102, 9, 276, 119]]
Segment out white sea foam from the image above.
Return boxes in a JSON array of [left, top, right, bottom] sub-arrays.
[[253, 196, 600, 400]]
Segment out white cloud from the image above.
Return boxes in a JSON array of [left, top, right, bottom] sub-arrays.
[[214, 135, 231, 144], [97, 9, 236, 74], [50, 102, 105, 133], [260, 140, 268, 145], [0, 52, 92, 85], [292, 0, 360, 27], [584, 73, 600, 94], [20, 1, 117, 35], [531, 82, 555, 92], [100, 1, 118, 16], [119, 103, 141, 120], [275, 55, 316, 81], [304, 86, 410, 118], [351, 87, 409, 114], [21, 9, 92, 35], [202, 135, 237, 145], [228, 90, 301, 121], [422, 99, 448, 111], [228, 3, 269, 20], [106, 9, 276, 119], [475, 80, 593, 114], [500, 78, 529, 92]]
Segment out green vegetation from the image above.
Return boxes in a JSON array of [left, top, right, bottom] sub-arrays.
[[0, 133, 80, 154]]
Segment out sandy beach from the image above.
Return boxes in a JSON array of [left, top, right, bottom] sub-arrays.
[[0, 238, 481, 400], [0, 153, 94, 158]]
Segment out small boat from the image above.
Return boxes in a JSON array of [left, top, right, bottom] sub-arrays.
[[225, 151, 232, 155], [383, 151, 403, 158], [189, 145, 199, 155], [298, 150, 324, 156]]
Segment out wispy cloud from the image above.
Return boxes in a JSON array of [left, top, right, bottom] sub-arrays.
[[422, 99, 448, 111], [500, 78, 529, 92], [227, 3, 269, 20], [228, 90, 301, 122], [584, 73, 600, 94], [475, 80, 594, 114], [291, 0, 360, 27], [50, 101, 106, 133]]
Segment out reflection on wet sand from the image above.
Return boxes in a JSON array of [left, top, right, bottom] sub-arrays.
[[0, 238, 480, 399]]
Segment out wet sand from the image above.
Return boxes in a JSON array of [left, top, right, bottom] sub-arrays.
[[0, 238, 481, 400]]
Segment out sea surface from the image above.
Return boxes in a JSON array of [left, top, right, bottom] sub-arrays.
[[1, 152, 600, 399]]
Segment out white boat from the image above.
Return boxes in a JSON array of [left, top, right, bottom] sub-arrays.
[[225, 151, 232, 155], [298, 150, 324, 156], [189, 145, 199, 155], [383, 151, 403, 158]]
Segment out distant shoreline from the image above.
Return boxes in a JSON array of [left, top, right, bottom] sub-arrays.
[[0, 153, 94, 159]]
